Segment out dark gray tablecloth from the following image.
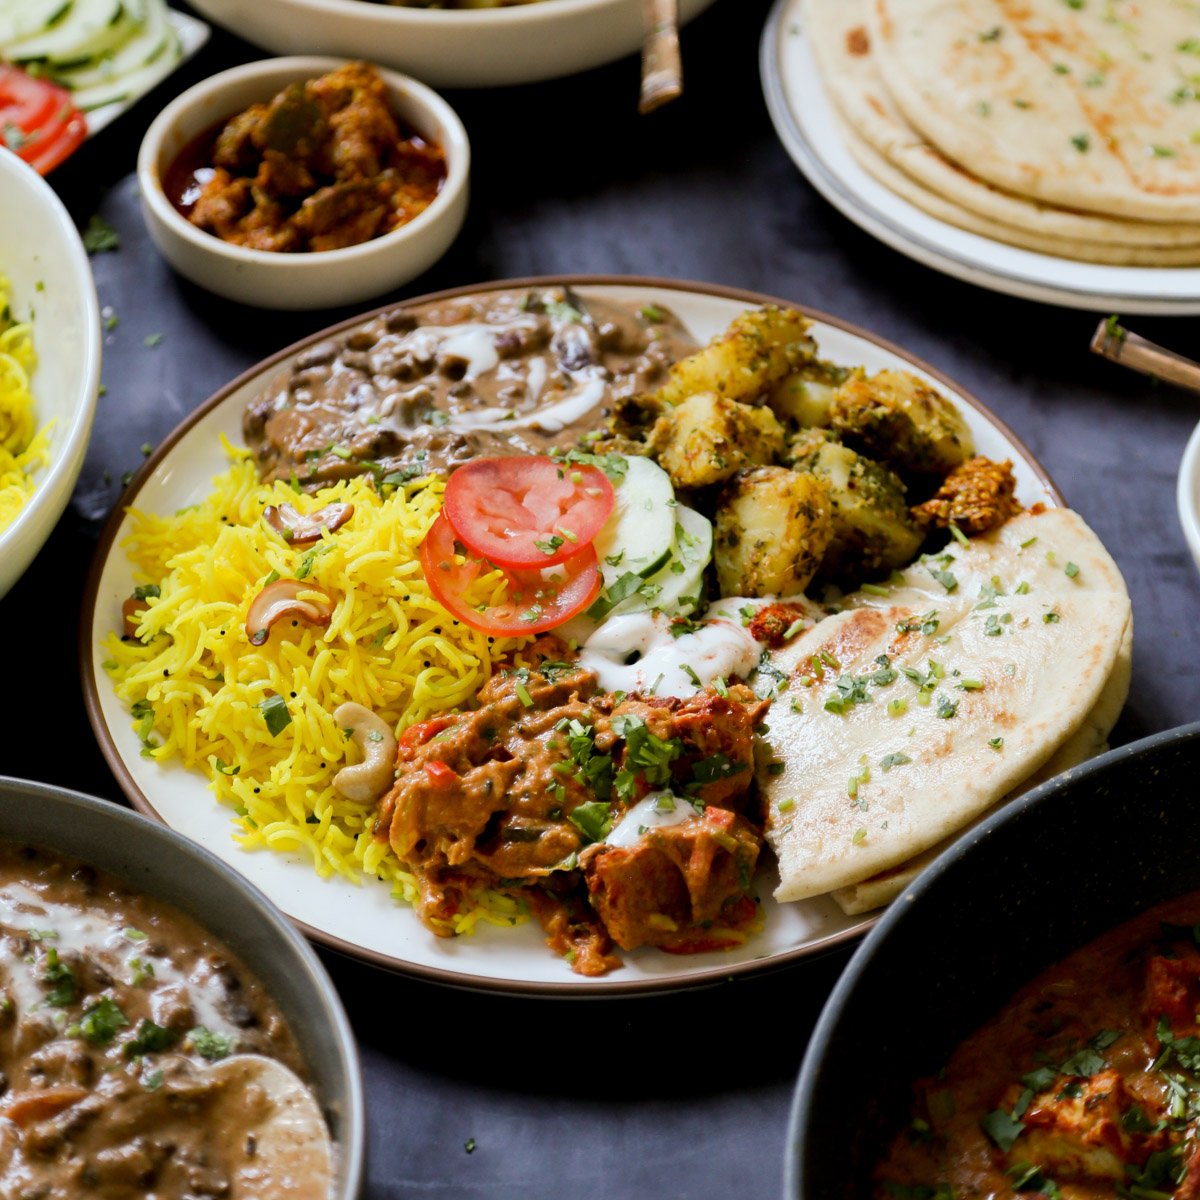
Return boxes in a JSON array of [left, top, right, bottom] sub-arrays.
[[6, 2, 1200, 1196]]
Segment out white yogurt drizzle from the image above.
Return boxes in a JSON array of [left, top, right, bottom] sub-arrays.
[[576, 598, 774, 698], [606, 791, 703, 848]]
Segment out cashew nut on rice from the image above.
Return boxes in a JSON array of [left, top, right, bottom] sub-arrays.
[[332, 702, 398, 802]]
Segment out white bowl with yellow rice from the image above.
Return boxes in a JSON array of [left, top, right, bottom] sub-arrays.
[[0, 149, 101, 599]]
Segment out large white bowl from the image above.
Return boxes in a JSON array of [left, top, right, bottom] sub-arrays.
[[138, 56, 470, 310], [0, 150, 100, 600], [188, 0, 718, 88], [1178, 418, 1200, 578]]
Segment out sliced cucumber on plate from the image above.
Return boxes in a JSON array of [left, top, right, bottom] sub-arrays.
[[629, 505, 712, 618], [0, 0, 183, 116], [5, 0, 129, 67], [0, 0, 75, 49], [592, 454, 677, 586], [67, 27, 180, 110]]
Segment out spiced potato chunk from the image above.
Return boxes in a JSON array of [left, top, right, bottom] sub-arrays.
[[378, 659, 768, 976]]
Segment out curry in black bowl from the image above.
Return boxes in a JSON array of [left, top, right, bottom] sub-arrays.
[[787, 722, 1200, 1200]]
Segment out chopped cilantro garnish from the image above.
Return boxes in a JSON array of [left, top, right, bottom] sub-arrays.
[[189, 1025, 236, 1061], [258, 694, 292, 737], [77, 998, 129, 1045], [567, 799, 613, 844], [124, 1019, 178, 1058]]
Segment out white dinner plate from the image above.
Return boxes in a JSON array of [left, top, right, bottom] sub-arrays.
[[83, 276, 1062, 995], [759, 0, 1200, 316], [83, 10, 210, 139]]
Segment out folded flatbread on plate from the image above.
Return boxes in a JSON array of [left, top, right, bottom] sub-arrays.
[[829, 617, 1132, 914], [805, 0, 1200, 261], [757, 508, 1131, 904], [869, 0, 1200, 223]]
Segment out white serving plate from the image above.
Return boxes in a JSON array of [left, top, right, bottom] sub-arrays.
[[83, 10, 210, 138], [0, 149, 100, 600], [187, 0, 715, 89], [760, 0, 1200, 316], [83, 277, 1061, 996]]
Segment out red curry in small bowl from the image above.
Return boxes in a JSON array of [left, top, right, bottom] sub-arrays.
[[162, 61, 446, 254], [878, 893, 1200, 1199]]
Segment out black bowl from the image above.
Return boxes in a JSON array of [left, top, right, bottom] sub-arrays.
[[786, 721, 1200, 1199]]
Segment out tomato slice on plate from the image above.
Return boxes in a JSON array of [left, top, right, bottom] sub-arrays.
[[420, 512, 601, 636], [442, 455, 614, 569], [0, 65, 63, 139], [0, 67, 85, 174], [26, 110, 87, 176]]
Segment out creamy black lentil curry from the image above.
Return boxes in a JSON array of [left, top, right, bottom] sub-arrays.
[[0, 842, 325, 1199], [243, 285, 695, 486]]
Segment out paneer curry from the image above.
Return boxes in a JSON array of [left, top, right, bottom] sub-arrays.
[[877, 893, 1200, 1199]]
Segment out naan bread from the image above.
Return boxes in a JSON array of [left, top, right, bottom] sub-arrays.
[[829, 617, 1132, 914], [807, 0, 1200, 250], [844, 125, 1200, 265], [759, 508, 1130, 902], [870, 0, 1200, 222]]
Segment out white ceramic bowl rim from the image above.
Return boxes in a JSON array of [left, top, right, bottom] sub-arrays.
[[1177, 418, 1200, 573], [137, 55, 470, 270], [265, 0, 629, 22], [0, 151, 100, 553]]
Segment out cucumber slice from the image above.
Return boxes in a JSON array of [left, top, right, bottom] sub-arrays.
[[7, 0, 129, 67], [622, 505, 713, 618], [68, 25, 179, 111], [591, 454, 676, 587], [53, 0, 165, 89], [0, 0, 74, 48]]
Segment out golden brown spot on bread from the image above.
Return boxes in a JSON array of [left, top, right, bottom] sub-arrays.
[[826, 607, 891, 665], [846, 25, 870, 56]]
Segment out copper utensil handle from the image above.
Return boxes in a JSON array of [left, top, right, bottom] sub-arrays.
[[1090, 318, 1200, 395], [640, 0, 682, 114]]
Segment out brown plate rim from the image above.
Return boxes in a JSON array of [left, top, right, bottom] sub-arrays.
[[80, 273, 1065, 998]]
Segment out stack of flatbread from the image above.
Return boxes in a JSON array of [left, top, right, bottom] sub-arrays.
[[756, 508, 1132, 914], [808, 0, 1200, 263]]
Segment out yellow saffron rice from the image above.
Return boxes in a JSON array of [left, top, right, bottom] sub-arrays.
[[0, 275, 52, 534], [102, 440, 528, 933]]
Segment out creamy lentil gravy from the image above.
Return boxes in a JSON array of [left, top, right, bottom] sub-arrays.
[[243, 285, 696, 486], [0, 841, 319, 1199], [877, 891, 1200, 1199]]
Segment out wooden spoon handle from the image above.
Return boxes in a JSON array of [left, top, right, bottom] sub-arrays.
[[1090, 317, 1200, 396], [640, 0, 682, 114]]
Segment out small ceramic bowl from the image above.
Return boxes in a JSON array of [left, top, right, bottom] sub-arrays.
[[0, 775, 366, 1199], [137, 56, 470, 310], [1177, 418, 1200, 578], [786, 722, 1200, 1199], [0, 149, 101, 600]]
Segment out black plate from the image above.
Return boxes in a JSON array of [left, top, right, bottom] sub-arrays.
[[786, 721, 1200, 1198]]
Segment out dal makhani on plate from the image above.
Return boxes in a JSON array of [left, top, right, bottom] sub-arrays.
[[83, 278, 1125, 993]]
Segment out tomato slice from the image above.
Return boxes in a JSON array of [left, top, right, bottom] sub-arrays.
[[0, 65, 63, 139], [420, 512, 601, 636], [442, 456, 614, 569], [0, 67, 84, 174], [26, 110, 87, 176]]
